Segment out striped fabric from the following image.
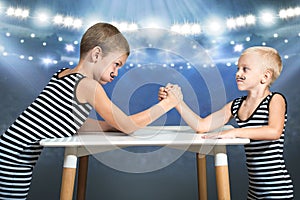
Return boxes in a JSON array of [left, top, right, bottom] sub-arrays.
[[231, 92, 294, 199], [0, 68, 92, 199]]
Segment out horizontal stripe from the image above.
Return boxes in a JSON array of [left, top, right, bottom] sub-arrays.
[[0, 69, 92, 199], [231, 93, 293, 199]]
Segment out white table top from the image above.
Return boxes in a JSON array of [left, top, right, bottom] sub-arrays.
[[40, 125, 250, 147]]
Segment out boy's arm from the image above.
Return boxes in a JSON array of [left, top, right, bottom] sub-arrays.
[[158, 85, 233, 133], [205, 94, 286, 140], [78, 118, 120, 132], [77, 79, 182, 134], [231, 94, 285, 140], [175, 101, 233, 133]]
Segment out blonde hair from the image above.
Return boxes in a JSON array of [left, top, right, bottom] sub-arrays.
[[241, 46, 282, 85], [80, 23, 130, 59]]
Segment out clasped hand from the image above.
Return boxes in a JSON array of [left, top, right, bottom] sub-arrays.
[[158, 83, 183, 106]]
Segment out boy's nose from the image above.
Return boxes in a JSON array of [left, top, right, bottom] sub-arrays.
[[236, 69, 242, 77], [113, 70, 118, 77]]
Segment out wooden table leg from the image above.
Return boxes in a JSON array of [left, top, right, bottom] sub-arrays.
[[60, 150, 78, 200], [77, 156, 89, 200], [196, 153, 207, 200], [215, 153, 230, 200]]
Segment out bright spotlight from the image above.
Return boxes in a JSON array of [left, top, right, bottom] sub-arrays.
[[245, 15, 256, 25], [15, 8, 23, 17], [37, 13, 49, 22], [227, 14, 256, 30], [146, 22, 161, 29], [236, 17, 246, 27], [260, 11, 276, 26], [53, 14, 83, 29], [73, 19, 82, 29], [6, 7, 14, 16], [234, 44, 244, 52], [65, 44, 75, 52], [143, 17, 165, 29], [210, 22, 221, 31], [171, 24, 181, 33], [181, 24, 191, 35], [43, 58, 53, 65], [226, 18, 236, 29], [128, 23, 138, 31], [262, 13, 274, 23], [191, 24, 201, 34], [118, 22, 129, 31], [63, 17, 74, 27], [170, 23, 201, 35], [6, 7, 29, 18], [53, 15, 64, 24], [206, 18, 225, 35], [279, 7, 300, 19]]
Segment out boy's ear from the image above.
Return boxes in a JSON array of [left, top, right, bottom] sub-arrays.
[[91, 46, 103, 63], [261, 69, 272, 84]]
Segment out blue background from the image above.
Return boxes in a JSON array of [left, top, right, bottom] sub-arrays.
[[0, 0, 299, 199]]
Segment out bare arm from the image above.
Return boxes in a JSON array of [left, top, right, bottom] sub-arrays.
[[77, 79, 182, 134], [205, 94, 286, 140], [78, 118, 120, 132], [175, 101, 233, 133], [158, 86, 233, 133]]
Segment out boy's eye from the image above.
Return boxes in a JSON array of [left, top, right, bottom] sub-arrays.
[[237, 66, 249, 72], [243, 67, 249, 72]]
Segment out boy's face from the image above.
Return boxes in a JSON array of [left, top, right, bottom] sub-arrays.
[[95, 52, 128, 85], [236, 53, 266, 91]]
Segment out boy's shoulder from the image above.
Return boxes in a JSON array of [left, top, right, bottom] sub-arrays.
[[270, 92, 287, 105]]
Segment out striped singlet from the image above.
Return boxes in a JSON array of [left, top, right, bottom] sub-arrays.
[[231, 92, 294, 199], [0, 68, 92, 199]]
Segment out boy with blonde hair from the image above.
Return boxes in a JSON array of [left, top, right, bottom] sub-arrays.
[[159, 46, 294, 199]]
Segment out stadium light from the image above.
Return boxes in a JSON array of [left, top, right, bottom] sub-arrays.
[[260, 11, 276, 26], [171, 23, 201, 35], [279, 7, 300, 19], [6, 7, 29, 18], [226, 14, 256, 29]]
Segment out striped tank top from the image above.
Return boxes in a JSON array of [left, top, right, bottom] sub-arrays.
[[0, 68, 92, 166], [0, 68, 92, 199], [231, 92, 294, 199]]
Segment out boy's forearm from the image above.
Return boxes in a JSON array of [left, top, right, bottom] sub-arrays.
[[128, 101, 174, 131], [233, 126, 282, 140], [175, 101, 206, 133], [79, 118, 119, 132]]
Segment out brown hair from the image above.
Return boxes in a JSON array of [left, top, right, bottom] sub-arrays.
[[80, 23, 130, 59], [241, 46, 282, 85]]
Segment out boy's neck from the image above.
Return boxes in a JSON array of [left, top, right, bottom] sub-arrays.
[[247, 88, 270, 102]]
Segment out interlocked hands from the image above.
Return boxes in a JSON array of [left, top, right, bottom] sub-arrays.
[[158, 83, 183, 106]]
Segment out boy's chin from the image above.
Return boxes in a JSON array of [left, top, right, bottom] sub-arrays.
[[99, 80, 108, 85]]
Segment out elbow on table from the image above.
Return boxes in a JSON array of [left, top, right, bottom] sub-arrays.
[[122, 130, 134, 135], [117, 127, 135, 135], [195, 126, 210, 134], [196, 130, 207, 134]]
